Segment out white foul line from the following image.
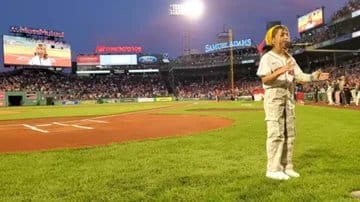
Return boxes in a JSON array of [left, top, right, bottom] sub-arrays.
[[84, 119, 108, 123], [54, 122, 93, 130], [71, 125, 93, 130], [22, 124, 49, 133], [53, 122, 69, 126], [36, 124, 53, 127]]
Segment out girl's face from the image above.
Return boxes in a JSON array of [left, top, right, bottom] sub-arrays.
[[272, 28, 290, 52], [36, 45, 46, 56], [308, 16, 313, 23]]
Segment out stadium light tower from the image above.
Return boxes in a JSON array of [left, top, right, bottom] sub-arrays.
[[169, 0, 204, 56], [228, 28, 234, 97]]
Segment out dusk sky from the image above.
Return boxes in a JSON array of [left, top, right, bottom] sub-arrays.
[[0, 0, 349, 63]]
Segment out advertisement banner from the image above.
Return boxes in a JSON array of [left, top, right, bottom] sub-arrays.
[[155, 97, 173, 102], [100, 99, 118, 103], [352, 30, 360, 38], [237, 96, 253, 101], [138, 55, 157, 64], [119, 98, 137, 102], [176, 98, 200, 101], [0, 91, 4, 106], [79, 100, 96, 105], [137, 97, 155, 103], [10, 26, 64, 38], [96, 46, 142, 53], [26, 92, 37, 100], [205, 39, 252, 53], [61, 100, 80, 105], [76, 55, 100, 65], [3, 35, 71, 67], [100, 54, 137, 65]]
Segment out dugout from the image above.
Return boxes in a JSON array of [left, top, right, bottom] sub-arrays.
[[3, 91, 41, 107]]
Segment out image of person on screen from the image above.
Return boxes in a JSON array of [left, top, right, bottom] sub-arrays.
[[28, 43, 52, 66], [304, 14, 316, 31]]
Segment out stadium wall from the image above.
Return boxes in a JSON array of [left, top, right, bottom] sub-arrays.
[[1, 91, 41, 107]]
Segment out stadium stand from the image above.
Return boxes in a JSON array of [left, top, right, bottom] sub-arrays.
[[0, 0, 359, 106]]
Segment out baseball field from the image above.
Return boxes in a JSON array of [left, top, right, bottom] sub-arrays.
[[0, 101, 359, 201]]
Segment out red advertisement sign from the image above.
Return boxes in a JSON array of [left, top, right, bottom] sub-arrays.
[[76, 55, 100, 65], [0, 91, 4, 107], [95, 46, 142, 53]]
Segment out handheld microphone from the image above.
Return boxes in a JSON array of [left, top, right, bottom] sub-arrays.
[[292, 42, 313, 46], [285, 41, 312, 48]]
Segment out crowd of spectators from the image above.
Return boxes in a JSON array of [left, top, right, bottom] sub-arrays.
[[173, 47, 258, 67], [331, 0, 360, 22], [0, 69, 168, 100], [0, 57, 358, 105], [293, 26, 337, 45], [297, 57, 360, 105], [173, 56, 360, 105], [293, 0, 360, 47], [175, 78, 261, 100]]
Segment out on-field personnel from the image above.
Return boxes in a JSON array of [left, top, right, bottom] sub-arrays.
[[256, 25, 329, 180]]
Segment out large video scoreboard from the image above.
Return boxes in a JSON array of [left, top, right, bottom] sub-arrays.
[[3, 35, 72, 67], [76, 54, 138, 74], [297, 7, 324, 33], [2, 26, 71, 68]]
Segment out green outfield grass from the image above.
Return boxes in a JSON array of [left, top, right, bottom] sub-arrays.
[[0, 101, 359, 201], [0, 102, 175, 121]]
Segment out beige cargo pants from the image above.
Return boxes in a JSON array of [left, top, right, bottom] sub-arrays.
[[263, 86, 296, 172]]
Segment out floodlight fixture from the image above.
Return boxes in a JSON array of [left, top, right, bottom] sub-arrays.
[[169, 0, 204, 19]]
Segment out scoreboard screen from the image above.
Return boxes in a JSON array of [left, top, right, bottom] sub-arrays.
[[100, 55, 137, 65], [3, 35, 71, 67], [297, 8, 324, 33]]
